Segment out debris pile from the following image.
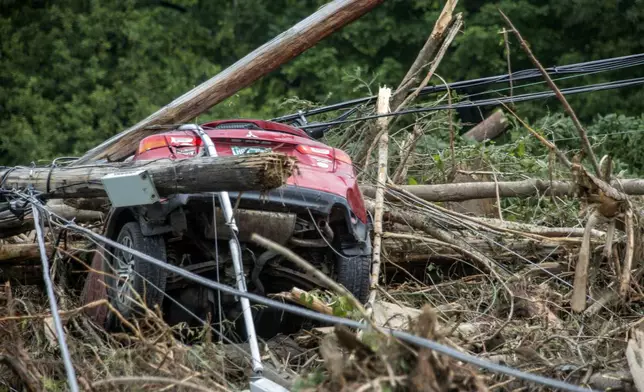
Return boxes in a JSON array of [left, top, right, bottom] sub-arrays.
[[1, 0, 644, 391]]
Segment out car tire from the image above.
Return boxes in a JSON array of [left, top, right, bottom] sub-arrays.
[[105, 222, 168, 330], [335, 251, 371, 304]]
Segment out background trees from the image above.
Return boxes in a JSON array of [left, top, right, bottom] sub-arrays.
[[2, 0, 643, 166]]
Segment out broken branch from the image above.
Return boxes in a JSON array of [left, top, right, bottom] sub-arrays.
[[499, 10, 601, 176]]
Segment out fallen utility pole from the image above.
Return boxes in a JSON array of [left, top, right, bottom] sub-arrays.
[[360, 178, 644, 202], [0, 153, 294, 199], [73, 0, 384, 165], [34, 177, 644, 214]]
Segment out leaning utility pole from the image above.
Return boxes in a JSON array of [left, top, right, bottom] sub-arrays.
[[73, 0, 384, 165]]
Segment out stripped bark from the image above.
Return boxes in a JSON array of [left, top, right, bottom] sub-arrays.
[[367, 87, 391, 312], [602, 221, 616, 259], [619, 209, 635, 298], [571, 212, 601, 312]]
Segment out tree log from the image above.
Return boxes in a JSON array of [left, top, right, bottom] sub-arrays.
[[463, 109, 508, 142], [0, 243, 83, 263], [0, 203, 103, 239], [73, 0, 384, 164], [360, 178, 644, 202], [62, 198, 111, 213], [382, 236, 565, 263], [0, 153, 294, 199]]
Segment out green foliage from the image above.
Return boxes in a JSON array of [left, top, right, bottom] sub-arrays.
[[535, 113, 644, 175], [2, 0, 643, 165], [0, 0, 220, 165]]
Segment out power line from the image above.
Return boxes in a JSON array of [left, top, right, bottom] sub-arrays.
[[271, 53, 644, 123], [12, 192, 600, 392], [31, 203, 80, 392], [298, 76, 644, 129]]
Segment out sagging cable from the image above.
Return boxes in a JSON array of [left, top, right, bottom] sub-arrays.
[[32, 202, 80, 392]]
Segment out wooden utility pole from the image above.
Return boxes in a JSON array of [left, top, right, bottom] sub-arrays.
[[0, 153, 294, 199], [73, 0, 384, 165]]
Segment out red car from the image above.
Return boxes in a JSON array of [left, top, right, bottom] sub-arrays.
[[98, 119, 372, 332]]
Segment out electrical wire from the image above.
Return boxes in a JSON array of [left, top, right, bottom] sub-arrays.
[[271, 53, 644, 123], [15, 193, 599, 392], [298, 76, 644, 129], [31, 202, 80, 392]]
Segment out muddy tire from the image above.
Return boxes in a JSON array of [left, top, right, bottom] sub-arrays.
[[105, 222, 167, 330], [335, 252, 371, 304]]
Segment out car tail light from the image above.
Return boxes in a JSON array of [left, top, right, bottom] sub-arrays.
[[296, 144, 333, 159], [138, 135, 169, 154], [138, 134, 202, 155]]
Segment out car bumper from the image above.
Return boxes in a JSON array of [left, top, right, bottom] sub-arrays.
[[177, 185, 370, 244]]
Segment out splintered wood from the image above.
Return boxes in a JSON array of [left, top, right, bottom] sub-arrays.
[[366, 86, 391, 315]]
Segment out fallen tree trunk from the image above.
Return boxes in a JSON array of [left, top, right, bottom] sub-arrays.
[[360, 178, 644, 202], [0, 243, 84, 263], [73, 0, 384, 164], [62, 198, 111, 213], [463, 109, 508, 142], [0, 203, 103, 239], [382, 235, 566, 263], [0, 153, 294, 199], [0, 243, 46, 263]]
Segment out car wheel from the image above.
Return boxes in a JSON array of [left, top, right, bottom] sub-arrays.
[[335, 249, 371, 304], [105, 222, 168, 329]]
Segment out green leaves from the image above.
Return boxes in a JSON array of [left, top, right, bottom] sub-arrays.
[[2, 0, 644, 166]]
